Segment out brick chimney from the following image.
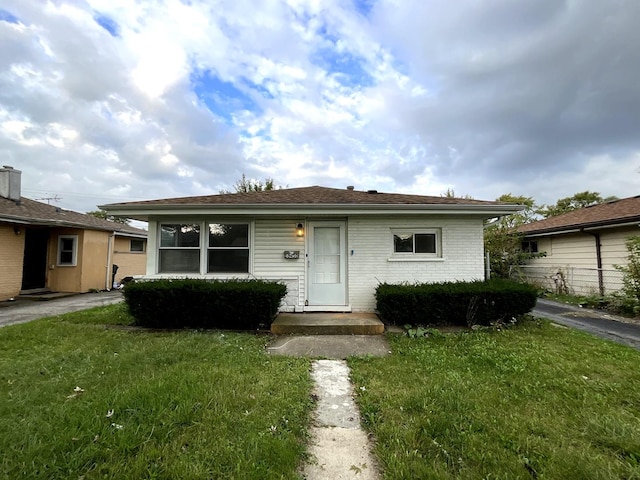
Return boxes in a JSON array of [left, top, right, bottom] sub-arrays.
[[0, 165, 22, 201]]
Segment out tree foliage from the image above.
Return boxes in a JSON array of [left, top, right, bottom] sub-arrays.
[[220, 174, 279, 194], [86, 209, 130, 225], [537, 191, 616, 218], [441, 188, 474, 199], [484, 194, 542, 278], [615, 236, 640, 312]]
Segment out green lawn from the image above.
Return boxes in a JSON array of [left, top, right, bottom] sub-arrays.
[[2, 307, 640, 479], [0, 304, 312, 479], [349, 320, 640, 479]]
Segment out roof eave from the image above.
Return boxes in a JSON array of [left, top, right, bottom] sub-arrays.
[[100, 202, 524, 220], [522, 217, 640, 237]]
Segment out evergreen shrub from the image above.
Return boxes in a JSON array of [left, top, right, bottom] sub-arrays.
[[124, 279, 286, 329], [375, 279, 537, 326]]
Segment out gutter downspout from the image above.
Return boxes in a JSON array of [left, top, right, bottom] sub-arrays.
[[582, 229, 604, 296], [105, 232, 115, 291]]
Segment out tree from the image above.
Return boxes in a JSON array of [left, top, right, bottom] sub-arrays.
[[86, 209, 130, 225], [220, 174, 278, 194], [484, 194, 542, 278], [440, 188, 474, 199], [615, 236, 640, 313], [537, 191, 616, 218]]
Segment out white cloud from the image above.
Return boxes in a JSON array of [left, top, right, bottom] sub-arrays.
[[0, 0, 637, 216]]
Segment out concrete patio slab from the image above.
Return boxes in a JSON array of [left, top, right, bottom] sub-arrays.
[[271, 312, 384, 335], [267, 335, 391, 359]]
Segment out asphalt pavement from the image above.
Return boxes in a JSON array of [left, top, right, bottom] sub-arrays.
[[0, 291, 124, 328], [533, 298, 640, 350]]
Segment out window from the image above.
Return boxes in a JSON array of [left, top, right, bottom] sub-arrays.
[[130, 239, 145, 252], [159, 224, 200, 273], [207, 223, 250, 273], [57, 235, 78, 266], [393, 231, 438, 255], [521, 240, 538, 253]]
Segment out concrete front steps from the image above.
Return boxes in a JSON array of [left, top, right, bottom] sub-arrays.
[[271, 312, 385, 335]]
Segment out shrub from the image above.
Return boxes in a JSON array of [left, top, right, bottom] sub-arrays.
[[123, 279, 287, 330], [375, 279, 537, 327]]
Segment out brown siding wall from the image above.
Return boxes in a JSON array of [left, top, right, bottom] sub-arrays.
[[0, 224, 25, 301], [79, 230, 111, 291], [112, 236, 147, 283]]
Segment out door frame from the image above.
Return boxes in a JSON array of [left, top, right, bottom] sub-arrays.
[[305, 220, 349, 311]]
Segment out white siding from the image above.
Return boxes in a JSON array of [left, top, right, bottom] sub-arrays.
[[253, 218, 305, 311], [347, 215, 485, 311], [144, 215, 488, 312], [521, 226, 640, 295]]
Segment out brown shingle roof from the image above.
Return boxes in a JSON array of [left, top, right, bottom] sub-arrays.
[[0, 196, 147, 236], [102, 186, 509, 207], [518, 195, 640, 235]]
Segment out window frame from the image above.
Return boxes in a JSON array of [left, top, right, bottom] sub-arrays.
[[521, 240, 539, 254], [389, 228, 442, 261], [207, 222, 251, 274], [157, 223, 202, 273], [57, 235, 78, 266], [130, 238, 145, 252]]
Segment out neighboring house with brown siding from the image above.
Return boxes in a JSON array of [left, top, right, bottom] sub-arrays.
[[101, 186, 520, 312], [0, 166, 147, 302], [517, 196, 640, 295]]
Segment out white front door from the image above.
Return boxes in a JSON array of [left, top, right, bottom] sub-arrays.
[[308, 221, 347, 306]]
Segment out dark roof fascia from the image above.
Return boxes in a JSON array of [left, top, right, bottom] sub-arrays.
[[522, 216, 640, 237], [102, 202, 523, 219], [0, 214, 147, 237]]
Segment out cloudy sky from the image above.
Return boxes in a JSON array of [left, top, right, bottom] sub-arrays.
[[1, 0, 638, 215]]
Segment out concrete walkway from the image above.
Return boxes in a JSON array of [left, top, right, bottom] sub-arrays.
[[302, 360, 380, 480], [0, 291, 124, 328]]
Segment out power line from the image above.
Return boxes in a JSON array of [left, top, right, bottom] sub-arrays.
[[22, 188, 147, 201]]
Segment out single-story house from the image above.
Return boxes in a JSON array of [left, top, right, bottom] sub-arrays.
[[0, 166, 148, 301], [517, 195, 640, 295], [101, 186, 520, 312]]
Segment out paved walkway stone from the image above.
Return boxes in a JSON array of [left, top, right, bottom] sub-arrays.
[[302, 360, 380, 480]]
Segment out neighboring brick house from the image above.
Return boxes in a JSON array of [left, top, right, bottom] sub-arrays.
[[0, 166, 147, 301], [101, 186, 520, 312], [517, 195, 640, 295]]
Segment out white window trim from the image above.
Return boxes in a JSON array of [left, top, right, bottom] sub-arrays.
[[158, 223, 202, 274], [388, 228, 442, 262], [155, 220, 254, 275], [57, 235, 78, 266], [206, 222, 252, 274]]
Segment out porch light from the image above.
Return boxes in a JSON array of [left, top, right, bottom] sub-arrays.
[[296, 223, 304, 237]]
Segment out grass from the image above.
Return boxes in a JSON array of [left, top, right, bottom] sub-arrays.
[[349, 320, 640, 480], [0, 304, 313, 479], [3, 305, 640, 479]]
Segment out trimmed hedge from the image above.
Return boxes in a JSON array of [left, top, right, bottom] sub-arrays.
[[123, 279, 287, 330], [375, 279, 537, 327]]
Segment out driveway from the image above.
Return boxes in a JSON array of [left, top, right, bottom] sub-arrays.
[[533, 298, 640, 350], [0, 291, 124, 328]]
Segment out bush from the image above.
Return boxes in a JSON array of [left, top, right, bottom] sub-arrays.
[[375, 279, 537, 327], [123, 279, 287, 330]]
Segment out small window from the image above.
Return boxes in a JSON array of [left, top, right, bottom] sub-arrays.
[[393, 231, 438, 255], [130, 239, 145, 252], [521, 240, 538, 253], [159, 224, 201, 273], [208, 223, 250, 273], [57, 235, 78, 266]]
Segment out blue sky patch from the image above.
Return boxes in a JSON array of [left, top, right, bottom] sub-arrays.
[[192, 71, 261, 123], [313, 48, 374, 89], [94, 15, 119, 37], [0, 9, 19, 24], [353, 0, 375, 17]]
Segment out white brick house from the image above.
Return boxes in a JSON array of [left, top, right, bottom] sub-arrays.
[[101, 186, 520, 312]]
